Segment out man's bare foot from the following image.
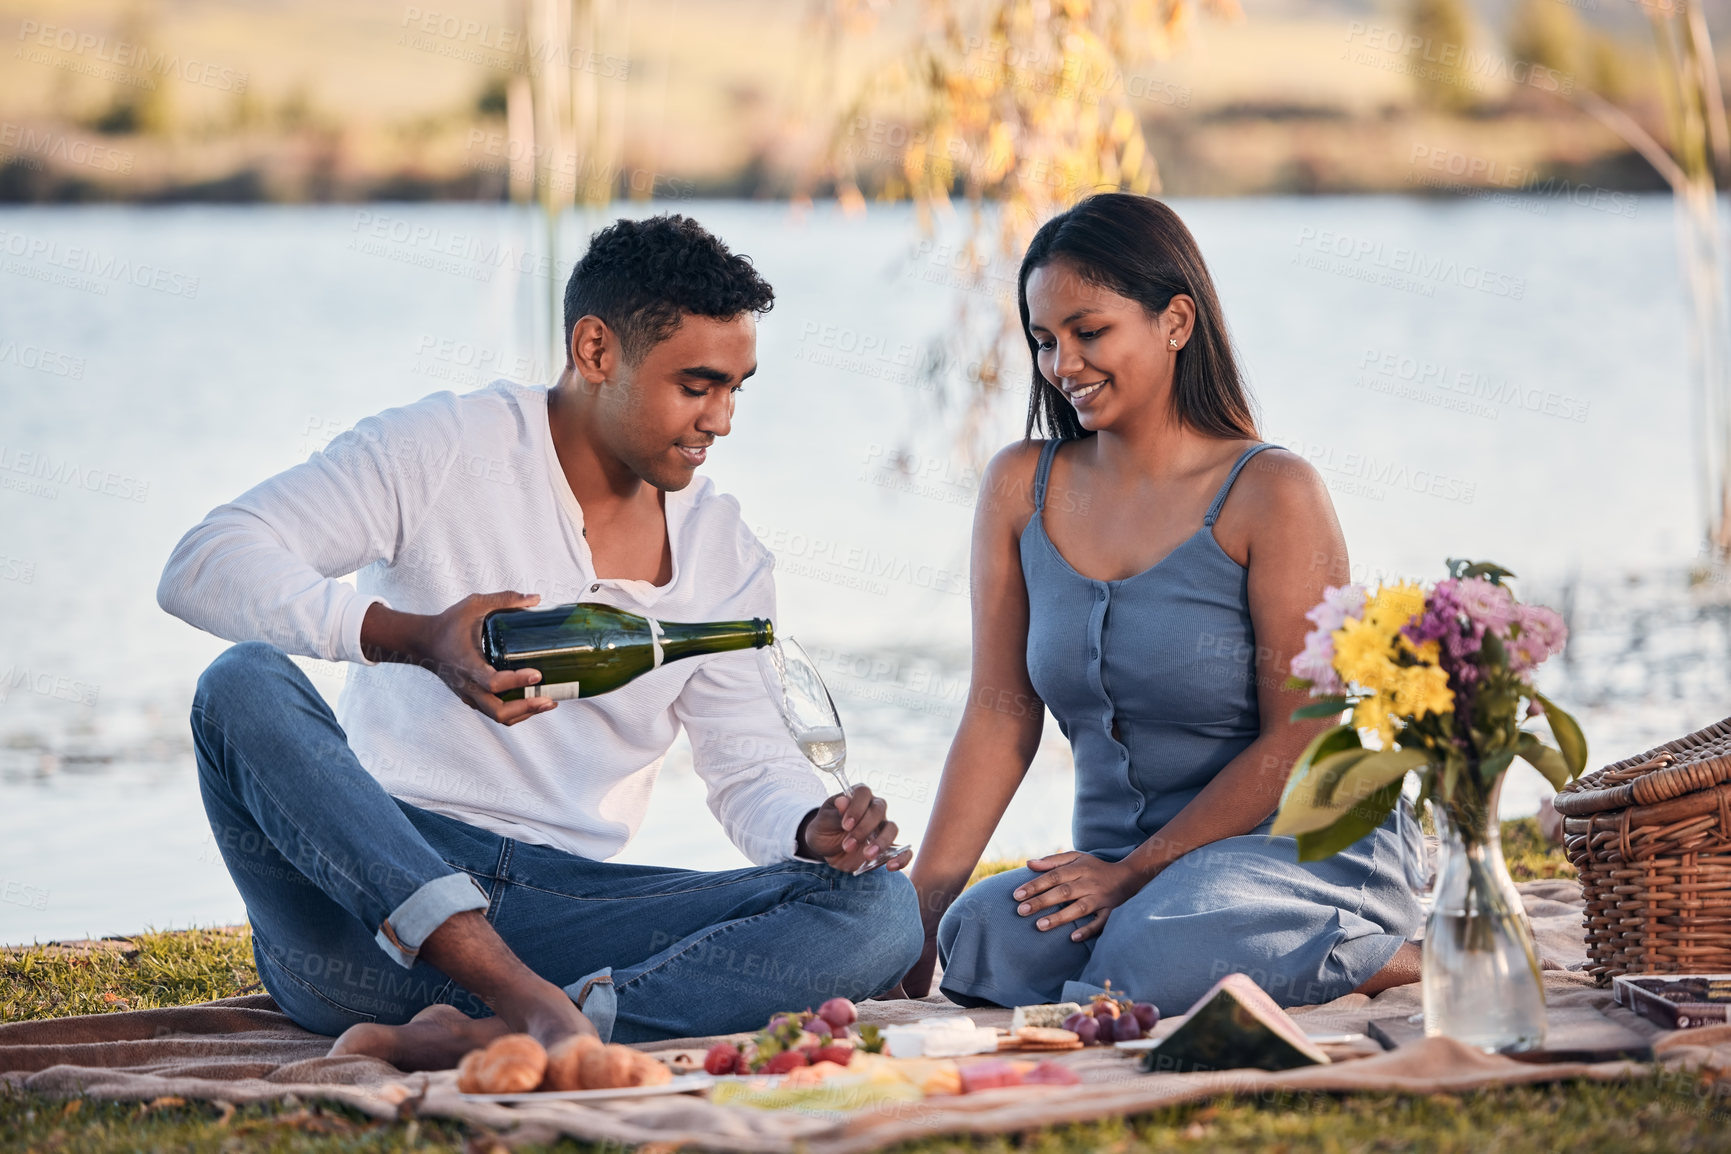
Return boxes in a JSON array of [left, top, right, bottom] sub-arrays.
[[329, 1004, 513, 1071], [329, 911, 599, 1069]]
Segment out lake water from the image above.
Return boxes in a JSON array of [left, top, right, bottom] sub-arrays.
[[2, 195, 1727, 943]]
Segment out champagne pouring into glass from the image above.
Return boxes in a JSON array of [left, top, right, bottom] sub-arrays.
[[758, 637, 911, 875]]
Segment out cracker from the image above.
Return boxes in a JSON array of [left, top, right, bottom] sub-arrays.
[[1016, 1026, 1079, 1044]]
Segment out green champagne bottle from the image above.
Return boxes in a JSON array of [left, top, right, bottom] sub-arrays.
[[481, 601, 773, 702]]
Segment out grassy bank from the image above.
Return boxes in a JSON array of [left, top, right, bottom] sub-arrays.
[[9, 827, 1724, 1153]]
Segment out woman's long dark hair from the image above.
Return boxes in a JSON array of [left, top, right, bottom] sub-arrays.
[[1019, 193, 1258, 442]]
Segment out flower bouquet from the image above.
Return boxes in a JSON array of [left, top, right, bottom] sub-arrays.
[[1272, 559, 1587, 1052]]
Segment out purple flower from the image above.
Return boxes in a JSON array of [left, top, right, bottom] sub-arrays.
[[1453, 577, 1519, 633], [1508, 603, 1568, 673]]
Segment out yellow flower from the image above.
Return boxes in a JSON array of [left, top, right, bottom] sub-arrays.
[[1332, 616, 1395, 689], [1353, 694, 1395, 746], [1335, 583, 1453, 748], [1388, 661, 1454, 721], [1361, 582, 1427, 637]]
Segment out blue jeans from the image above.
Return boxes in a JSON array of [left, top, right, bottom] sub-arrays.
[[191, 642, 922, 1043]]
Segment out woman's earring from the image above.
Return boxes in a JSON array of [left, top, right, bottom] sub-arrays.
[[1169, 338, 1179, 349]]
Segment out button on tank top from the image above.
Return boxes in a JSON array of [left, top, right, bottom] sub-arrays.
[[1021, 439, 1277, 858]]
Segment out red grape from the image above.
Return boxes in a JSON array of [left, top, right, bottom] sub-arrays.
[[1112, 1012, 1142, 1042], [817, 997, 858, 1030], [1063, 1013, 1100, 1045], [1132, 1002, 1159, 1030]]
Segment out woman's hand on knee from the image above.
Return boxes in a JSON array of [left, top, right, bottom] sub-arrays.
[[1012, 852, 1142, 942]]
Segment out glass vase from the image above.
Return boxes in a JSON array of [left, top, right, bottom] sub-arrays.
[[1421, 774, 1547, 1053]]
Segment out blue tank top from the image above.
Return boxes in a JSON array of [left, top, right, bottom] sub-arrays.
[[1022, 439, 1277, 858]]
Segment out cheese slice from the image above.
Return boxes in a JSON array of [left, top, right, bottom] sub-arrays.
[[1011, 1002, 1084, 1032]]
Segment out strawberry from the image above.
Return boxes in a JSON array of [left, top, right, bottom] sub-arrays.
[[813, 1044, 854, 1067], [703, 1042, 740, 1076], [760, 1050, 809, 1075]]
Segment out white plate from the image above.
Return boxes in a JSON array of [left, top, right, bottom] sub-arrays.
[[458, 1073, 717, 1104]]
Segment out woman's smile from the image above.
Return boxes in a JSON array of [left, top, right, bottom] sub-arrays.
[[1064, 377, 1110, 407]]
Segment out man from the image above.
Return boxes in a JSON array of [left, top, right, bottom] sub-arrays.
[[158, 214, 921, 1070]]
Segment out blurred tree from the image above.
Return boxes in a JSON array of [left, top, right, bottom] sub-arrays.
[[1583, 35, 1634, 105], [810, 0, 1239, 454], [1506, 0, 1582, 78], [476, 75, 511, 119], [89, 3, 174, 138], [1505, 0, 1634, 104], [1407, 0, 1479, 114]]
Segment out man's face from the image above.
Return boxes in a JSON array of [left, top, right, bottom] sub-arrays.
[[598, 313, 757, 491]]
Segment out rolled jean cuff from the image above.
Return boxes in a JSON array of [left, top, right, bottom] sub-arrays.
[[563, 966, 615, 1043], [374, 872, 489, 969]]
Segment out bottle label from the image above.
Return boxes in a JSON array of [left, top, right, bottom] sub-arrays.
[[524, 681, 581, 701]]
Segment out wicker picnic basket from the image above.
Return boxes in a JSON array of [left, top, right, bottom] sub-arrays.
[[1555, 716, 1731, 985]]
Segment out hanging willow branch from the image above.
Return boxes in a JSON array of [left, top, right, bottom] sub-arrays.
[[813, 0, 1237, 459]]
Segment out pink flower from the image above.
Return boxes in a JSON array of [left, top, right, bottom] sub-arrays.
[[1305, 584, 1368, 635], [1452, 577, 1519, 634], [1508, 603, 1568, 673], [1290, 630, 1344, 694]]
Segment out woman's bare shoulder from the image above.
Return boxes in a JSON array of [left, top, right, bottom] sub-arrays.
[[1234, 445, 1331, 514], [976, 439, 1051, 524], [1210, 445, 1339, 568]]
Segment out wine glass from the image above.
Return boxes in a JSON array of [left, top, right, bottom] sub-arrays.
[[757, 637, 911, 875]]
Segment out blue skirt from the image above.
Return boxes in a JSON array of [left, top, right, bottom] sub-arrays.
[[936, 806, 1426, 1015]]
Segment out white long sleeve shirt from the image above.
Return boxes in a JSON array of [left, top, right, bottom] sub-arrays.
[[158, 380, 827, 865]]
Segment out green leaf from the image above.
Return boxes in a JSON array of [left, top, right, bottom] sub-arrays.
[[1319, 747, 1431, 808], [1517, 731, 1572, 791], [1288, 725, 1360, 784], [1275, 726, 1360, 815], [1274, 747, 1378, 836], [1290, 697, 1352, 721], [1294, 781, 1403, 861], [1475, 748, 1515, 788], [1533, 693, 1588, 776], [1446, 558, 1516, 584]]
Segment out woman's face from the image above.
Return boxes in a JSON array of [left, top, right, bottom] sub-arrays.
[[1024, 259, 1193, 434]]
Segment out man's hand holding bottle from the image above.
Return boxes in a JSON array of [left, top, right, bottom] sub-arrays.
[[361, 592, 554, 726]]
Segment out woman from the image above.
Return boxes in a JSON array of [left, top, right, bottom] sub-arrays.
[[898, 193, 1425, 1015]]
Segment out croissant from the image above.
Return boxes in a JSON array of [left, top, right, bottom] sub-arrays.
[[455, 1033, 548, 1094], [572, 1041, 672, 1089], [624, 1048, 672, 1087], [542, 1033, 602, 1091]]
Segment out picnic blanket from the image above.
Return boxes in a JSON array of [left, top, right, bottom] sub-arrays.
[[5, 880, 1729, 1152]]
